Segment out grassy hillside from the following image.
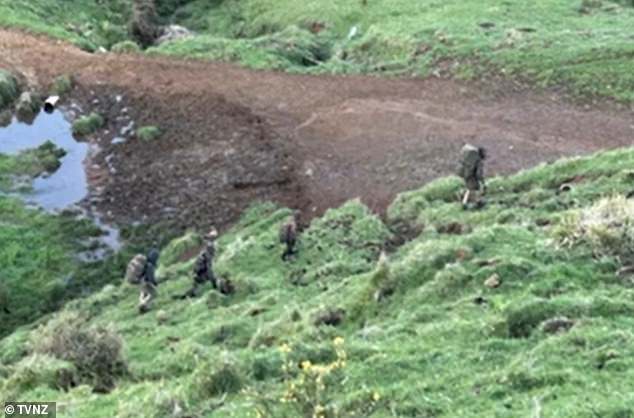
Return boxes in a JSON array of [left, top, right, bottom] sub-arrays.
[[0, 146, 140, 338], [152, 0, 634, 102], [3, 147, 634, 417], [0, 0, 129, 50], [1, 0, 633, 101]]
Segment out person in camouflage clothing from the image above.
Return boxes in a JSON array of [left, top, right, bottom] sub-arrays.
[[280, 211, 300, 261], [138, 249, 160, 314], [458, 144, 487, 210], [182, 228, 218, 298]]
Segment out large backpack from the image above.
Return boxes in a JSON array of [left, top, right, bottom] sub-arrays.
[[457, 144, 481, 180], [125, 254, 147, 285]]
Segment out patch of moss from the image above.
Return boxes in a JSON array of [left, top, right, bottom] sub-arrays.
[[137, 125, 161, 141]]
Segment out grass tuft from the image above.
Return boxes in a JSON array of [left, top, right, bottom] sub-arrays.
[[72, 112, 104, 136]]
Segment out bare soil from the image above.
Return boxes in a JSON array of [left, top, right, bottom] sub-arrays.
[[1, 30, 633, 233]]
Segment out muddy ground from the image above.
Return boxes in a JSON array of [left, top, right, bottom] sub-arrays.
[[1, 30, 633, 233]]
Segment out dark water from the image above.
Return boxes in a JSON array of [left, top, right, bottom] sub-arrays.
[[0, 110, 89, 210], [0, 110, 121, 253]]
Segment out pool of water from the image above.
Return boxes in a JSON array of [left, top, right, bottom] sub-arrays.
[[0, 110, 89, 210], [0, 109, 121, 254]]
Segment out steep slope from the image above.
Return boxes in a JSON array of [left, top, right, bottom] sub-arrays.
[[3, 147, 634, 417]]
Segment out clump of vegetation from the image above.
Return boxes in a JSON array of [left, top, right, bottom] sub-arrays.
[[15, 91, 43, 122], [129, 0, 162, 48], [110, 40, 142, 54], [0, 70, 20, 110], [31, 311, 127, 392], [555, 196, 634, 264], [254, 25, 332, 68], [191, 358, 243, 398], [136, 125, 161, 141], [249, 337, 382, 417], [72, 112, 104, 136], [0, 141, 67, 191], [50, 74, 73, 96], [0, 354, 76, 401], [33, 140, 67, 173]]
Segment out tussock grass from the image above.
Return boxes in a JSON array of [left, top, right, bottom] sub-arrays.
[[72, 112, 104, 136], [0, 70, 19, 111]]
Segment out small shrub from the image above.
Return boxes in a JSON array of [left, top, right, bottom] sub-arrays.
[[0, 354, 76, 401], [31, 311, 127, 392], [137, 125, 161, 141], [15, 92, 43, 122], [35, 140, 67, 173], [247, 338, 382, 417], [554, 196, 634, 264], [72, 113, 104, 136], [255, 26, 332, 67], [129, 0, 162, 47], [51, 75, 73, 96], [192, 359, 243, 398], [0, 70, 20, 110], [111, 40, 142, 54]]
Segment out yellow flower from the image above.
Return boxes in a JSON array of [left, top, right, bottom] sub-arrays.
[[279, 343, 292, 353], [372, 391, 381, 402], [301, 360, 312, 370], [333, 336, 344, 346]]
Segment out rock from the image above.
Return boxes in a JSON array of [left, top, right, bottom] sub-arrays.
[[541, 317, 575, 334], [155, 25, 194, 46], [484, 273, 501, 288], [156, 310, 169, 325], [120, 121, 135, 136], [15, 92, 43, 123]]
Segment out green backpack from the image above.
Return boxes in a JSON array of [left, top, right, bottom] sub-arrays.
[[458, 144, 480, 179]]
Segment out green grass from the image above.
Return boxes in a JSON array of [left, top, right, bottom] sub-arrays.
[[0, 0, 129, 50], [1, 1, 633, 101], [110, 40, 141, 54], [0, 145, 144, 340], [150, 0, 634, 101], [72, 112, 104, 136], [3, 147, 634, 416], [136, 125, 161, 141]]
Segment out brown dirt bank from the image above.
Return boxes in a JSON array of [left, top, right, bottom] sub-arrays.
[[1, 29, 632, 233]]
